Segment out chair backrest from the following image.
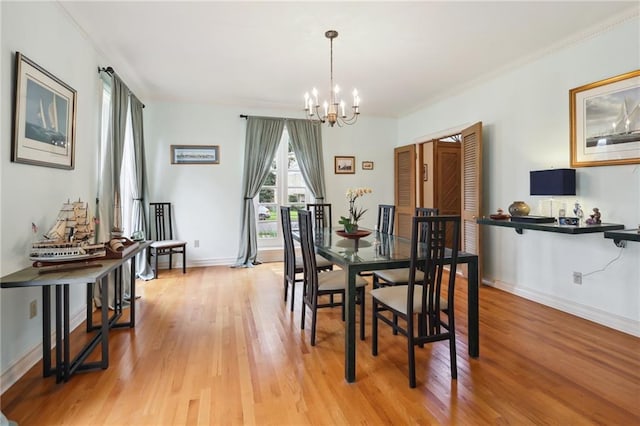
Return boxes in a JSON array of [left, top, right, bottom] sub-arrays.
[[415, 207, 439, 242], [377, 204, 396, 234], [298, 210, 319, 302], [415, 207, 439, 217], [306, 203, 332, 229], [407, 215, 460, 320], [149, 202, 175, 241], [280, 206, 296, 281]]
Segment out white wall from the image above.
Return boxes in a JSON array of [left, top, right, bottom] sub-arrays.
[[144, 103, 397, 265], [1, 2, 107, 386], [398, 17, 640, 335]]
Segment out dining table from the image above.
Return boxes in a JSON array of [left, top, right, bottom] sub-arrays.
[[293, 228, 480, 383]]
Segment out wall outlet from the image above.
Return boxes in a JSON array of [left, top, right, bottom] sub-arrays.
[[194, 239, 200, 248], [29, 300, 37, 319], [573, 272, 582, 285]]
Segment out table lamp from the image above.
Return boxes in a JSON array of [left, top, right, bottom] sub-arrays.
[[530, 168, 576, 217]]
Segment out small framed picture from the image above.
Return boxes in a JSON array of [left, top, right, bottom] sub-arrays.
[[171, 145, 220, 164], [334, 156, 355, 174], [362, 161, 374, 170], [423, 164, 428, 181]]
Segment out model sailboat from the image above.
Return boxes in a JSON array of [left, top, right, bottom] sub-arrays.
[[30, 199, 106, 262]]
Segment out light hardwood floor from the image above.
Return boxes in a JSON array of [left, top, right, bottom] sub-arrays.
[[2, 264, 639, 425]]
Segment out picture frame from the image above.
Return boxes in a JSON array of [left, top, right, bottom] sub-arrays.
[[362, 161, 374, 170], [171, 145, 220, 164], [334, 156, 355, 174], [12, 52, 77, 169], [423, 164, 428, 181], [570, 70, 640, 167]]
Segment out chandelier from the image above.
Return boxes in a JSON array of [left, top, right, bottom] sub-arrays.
[[304, 30, 360, 127]]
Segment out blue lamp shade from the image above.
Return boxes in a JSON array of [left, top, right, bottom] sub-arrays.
[[530, 168, 576, 196]]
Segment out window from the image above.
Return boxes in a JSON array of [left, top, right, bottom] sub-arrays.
[[256, 128, 312, 247]]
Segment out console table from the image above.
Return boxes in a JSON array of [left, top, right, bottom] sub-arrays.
[[0, 241, 151, 383], [477, 217, 624, 235]]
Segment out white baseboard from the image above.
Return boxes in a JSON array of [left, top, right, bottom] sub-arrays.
[[487, 279, 640, 337], [0, 306, 86, 394]]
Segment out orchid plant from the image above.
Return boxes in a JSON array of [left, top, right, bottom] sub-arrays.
[[339, 187, 372, 233]]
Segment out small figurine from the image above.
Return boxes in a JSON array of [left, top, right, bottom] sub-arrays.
[[573, 202, 584, 222], [586, 207, 601, 225]]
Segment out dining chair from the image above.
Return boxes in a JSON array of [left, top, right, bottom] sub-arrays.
[[371, 214, 461, 388], [148, 202, 187, 279], [298, 210, 367, 345], [371, 207, 439, 289], [280, 206, 333, 312], [306, 203, 332, 229], [359, 204, 396, 279]]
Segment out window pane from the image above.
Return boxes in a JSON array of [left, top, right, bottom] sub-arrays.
[[259, 188, 275, 203]]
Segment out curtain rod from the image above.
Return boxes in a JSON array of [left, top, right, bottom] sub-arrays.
[[97, 66, 145, 108], [240, 114, 313, 122]]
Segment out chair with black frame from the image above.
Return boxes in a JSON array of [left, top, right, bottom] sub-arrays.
[[148, 202, 187, 279], [371, 214, 461, 388], [280, 206, 333, 312], [359, 204, 396, 279], [306, 203, 332, 229], [298, 210, 367, 345], [371, 207, 438, 289]]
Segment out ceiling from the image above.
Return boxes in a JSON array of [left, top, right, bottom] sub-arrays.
[[58, 1, 638, 118]]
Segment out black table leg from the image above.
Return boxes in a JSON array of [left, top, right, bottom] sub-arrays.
[[55, 285, 62, 383], [344, 267, 357, 383], [42, 286, 52, 377], [63, 284, 70, 381], [86, 282, 93, 332], [130, 256, 136, 327], [467, 256, 479, 358], [100, 275, 109, 369]]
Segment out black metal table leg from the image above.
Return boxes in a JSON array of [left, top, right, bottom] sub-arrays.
[[100, 274, 109, 369], [42, 286, 52, 377], [468, 256, 480, 358], [55, 285, 63, 383], [63, 284, 70, 381], [344, 267, 357, 383]]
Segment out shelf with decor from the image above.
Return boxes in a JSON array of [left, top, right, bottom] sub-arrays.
[[477, 217, 625, 235]]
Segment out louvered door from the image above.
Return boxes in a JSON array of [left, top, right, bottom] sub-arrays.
[[394, 144, 416, 239], [461, 122, 483, 278]]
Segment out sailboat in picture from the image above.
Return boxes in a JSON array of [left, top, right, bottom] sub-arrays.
[[30, 199, 106, 262]]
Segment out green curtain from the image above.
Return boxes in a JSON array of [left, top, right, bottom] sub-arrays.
[[110, 74, 129, 232], [232, 117, 285, 267], [286, 119, 326, 202], [130, 95, 154, 280]]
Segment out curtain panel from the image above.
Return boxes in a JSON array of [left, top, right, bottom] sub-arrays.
[[130, 95, 154, 280], [286, 119, 326, 201], [232, 117, 285, 267]]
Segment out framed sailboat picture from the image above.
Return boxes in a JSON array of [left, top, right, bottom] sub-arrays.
[[570, 70, 640, 167], [12, 52, 77, 169]]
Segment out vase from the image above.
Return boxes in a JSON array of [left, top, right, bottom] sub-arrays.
[[508, 201, 530, 216]]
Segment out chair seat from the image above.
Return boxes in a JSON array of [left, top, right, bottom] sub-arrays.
[[370, 285, 447, 315], [151, 240, 186, 249], [318, 270, 367, 291], [372, 268, 424, 284], [295, 255, 333, 270]]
